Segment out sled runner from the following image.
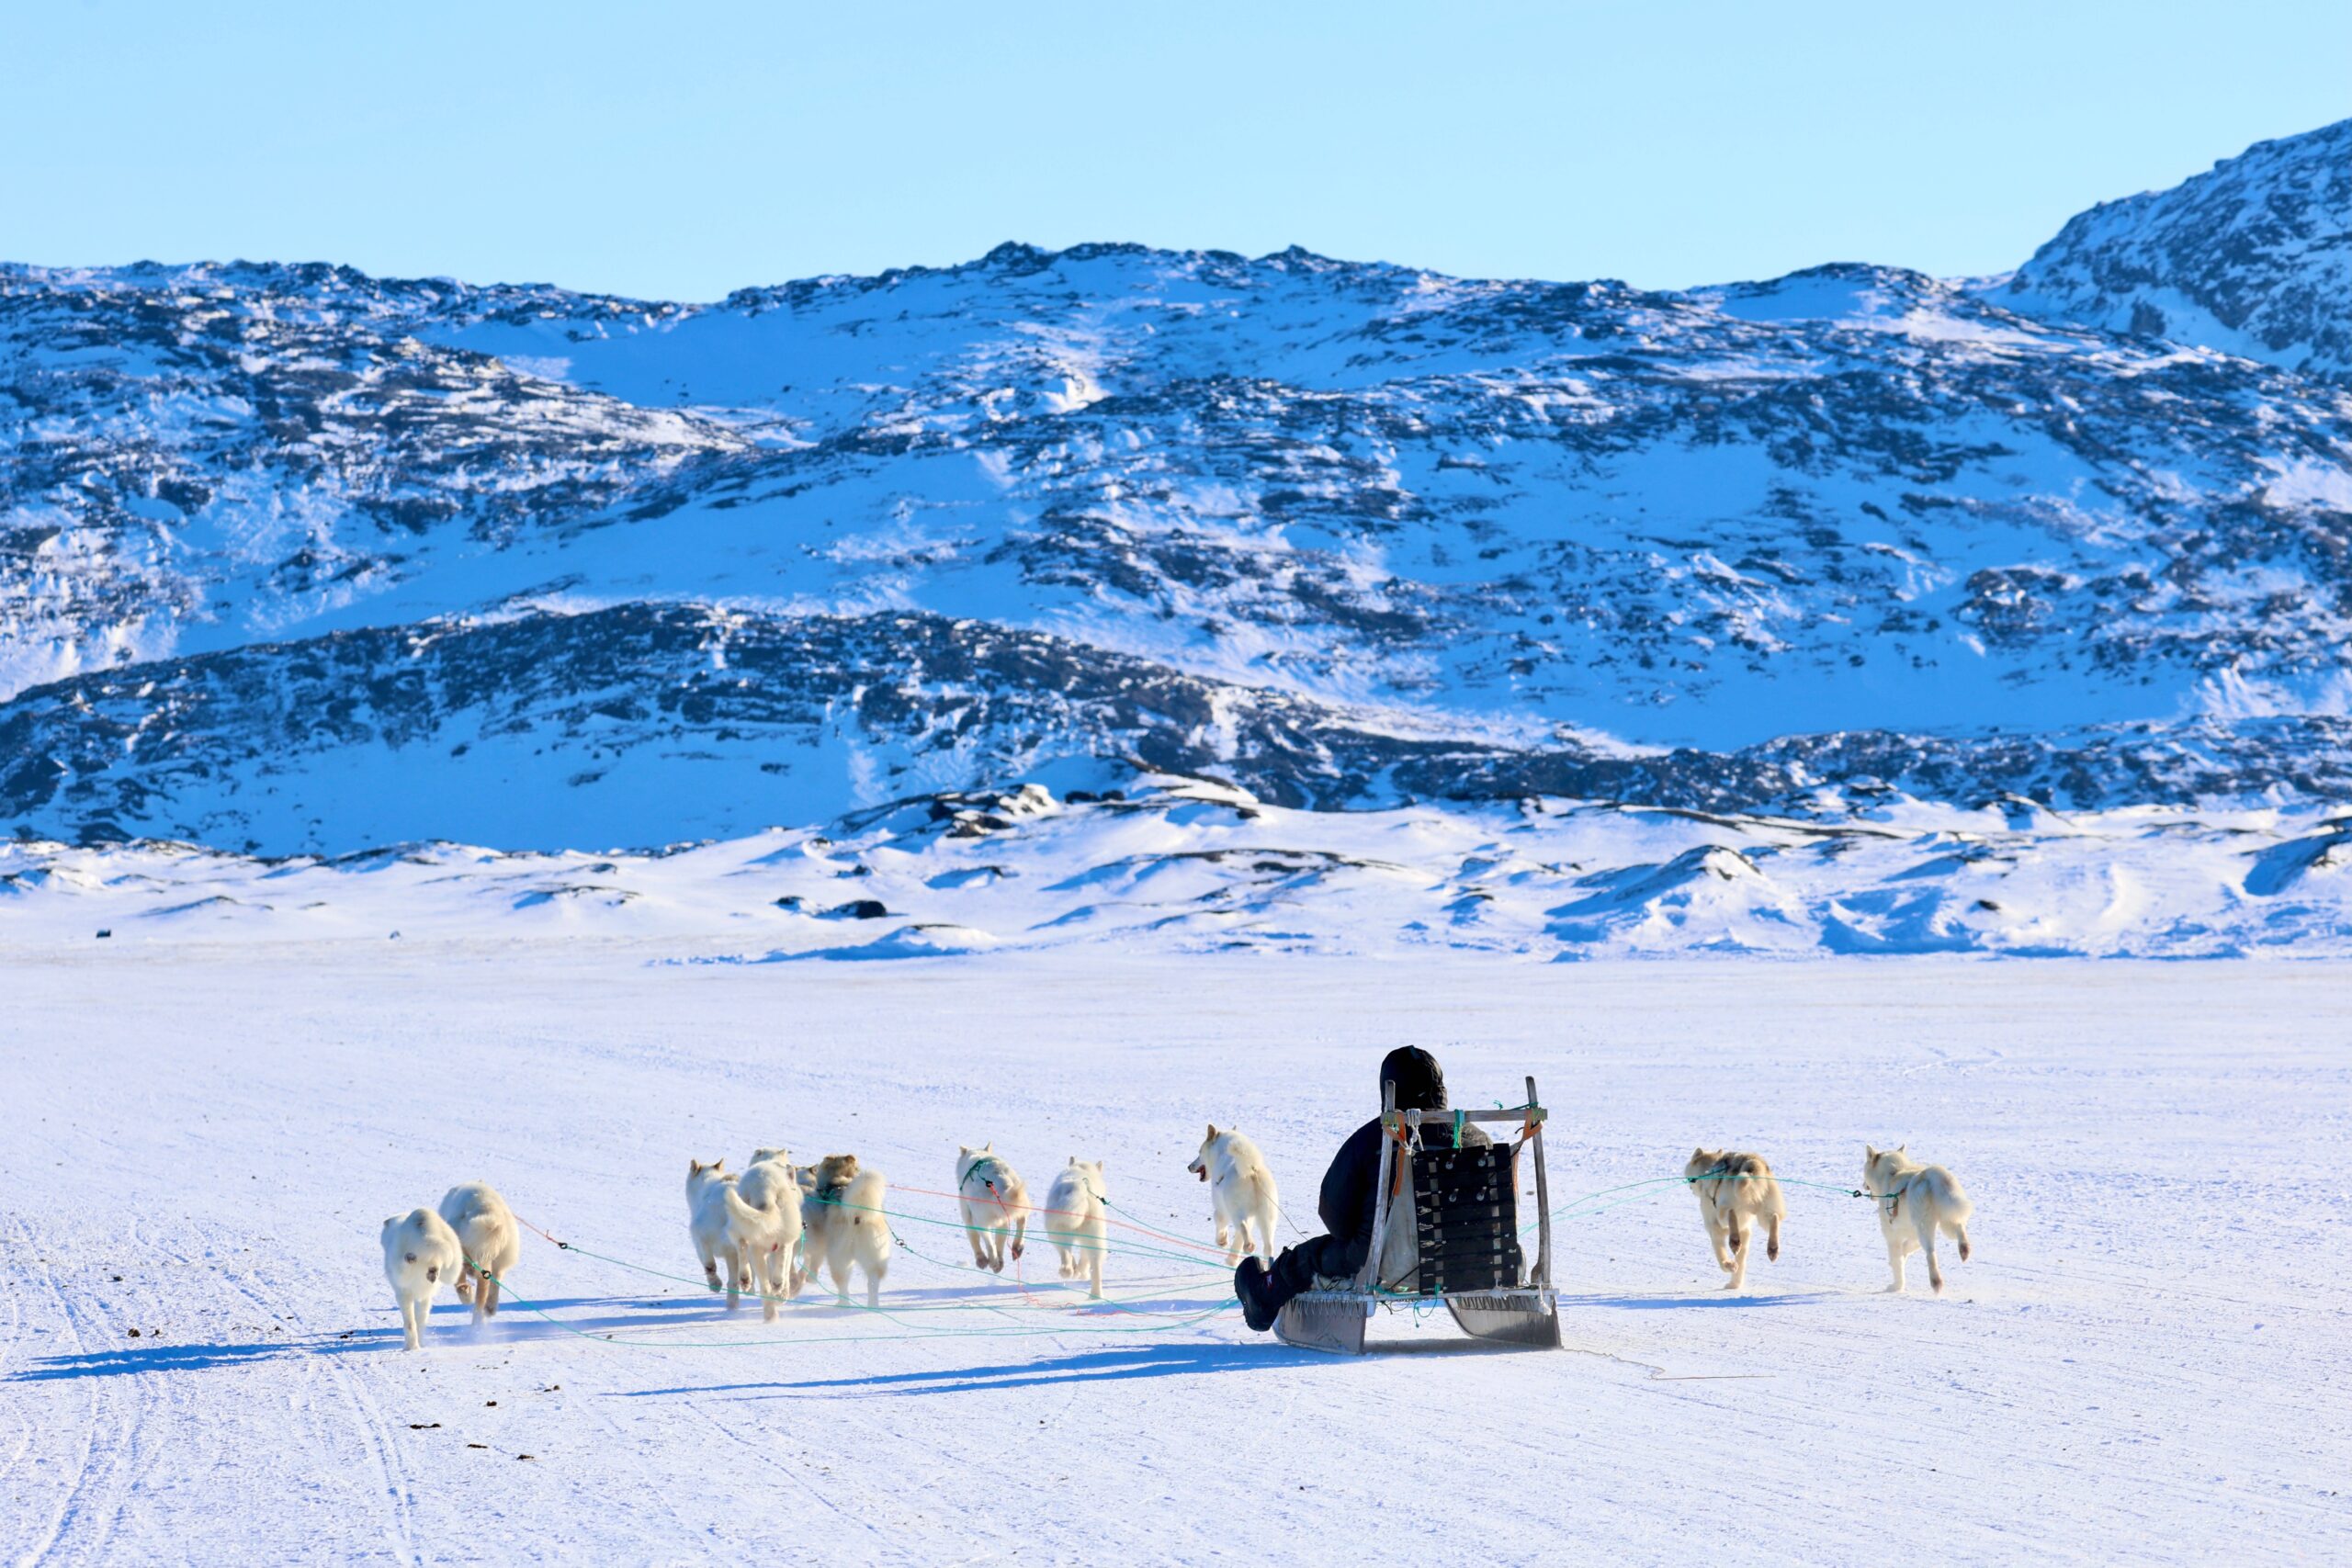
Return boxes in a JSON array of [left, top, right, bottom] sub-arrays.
[[1274, 1076, 1561, 1355]]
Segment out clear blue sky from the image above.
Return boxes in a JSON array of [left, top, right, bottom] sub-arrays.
[[6, 1, 2346, 301]]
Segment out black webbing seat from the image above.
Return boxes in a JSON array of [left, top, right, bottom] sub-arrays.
[[1411, 1143, 1523, 1296]]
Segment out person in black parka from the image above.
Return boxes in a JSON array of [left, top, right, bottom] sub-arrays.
[[1234, 1045, 1485, 1331]]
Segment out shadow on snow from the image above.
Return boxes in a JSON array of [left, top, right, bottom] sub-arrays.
[[8, 1292, 1240, 1382], [614, 1340, 1306, 1398]]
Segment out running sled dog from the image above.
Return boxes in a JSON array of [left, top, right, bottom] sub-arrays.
[[381, 1207, 463, 1350], [802, 1154, 893, 1307], [726, 1151, 806, 1321], [1684, 1149, 1784, 1291], [1045, 1157, 1110, 1300], [684, 1158, 747, 1305], [1188, 1125, 1279, 1265], [438, 1180, 520, 1321], [750, 1146, 808, 1285], [1861, 1145, 1974, 1293], [956, 1145, 1030, 1272]]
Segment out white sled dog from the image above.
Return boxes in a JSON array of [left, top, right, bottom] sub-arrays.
[[380, 1207, 463, 1351], [1684, 1149, 1785, 1291], [748, 1147, 808, 1285], [1862, 1145, 1974, 1293], [803, 1154, 892, 1307], [684, 1158, 746, 1306], [1044, 1156, 1111, 1300], [1188, 1125, 1279, 1265], [724, 1152, 806, 1321], [437, 1180, 521, 1321], [956, 1145, 1030, 1272], [748, 1152, 813, 1288]]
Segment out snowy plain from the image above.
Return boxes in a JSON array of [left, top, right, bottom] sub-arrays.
[[9, 775, 2352, 962], [3, 941, 2346, 1565]]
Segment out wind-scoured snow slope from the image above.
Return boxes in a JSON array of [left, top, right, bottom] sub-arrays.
[[1, 950, 2346, 1564], [8, 144, 2352, 854], [2001, 118, 2352, 377], [7, 775, 2352, 958]]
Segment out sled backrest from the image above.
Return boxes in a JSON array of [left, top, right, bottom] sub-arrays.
[[1360, 1075, 1553, 1297]]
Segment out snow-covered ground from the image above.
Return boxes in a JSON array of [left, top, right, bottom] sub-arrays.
[[8, 776, 2352, 960], [4, 944, 2345, 1564]]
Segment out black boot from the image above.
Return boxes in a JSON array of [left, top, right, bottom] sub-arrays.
[[1235, 1257, 1281, 1332]]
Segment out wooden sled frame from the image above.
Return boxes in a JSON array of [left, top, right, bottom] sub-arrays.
[[1275, 1075, 1561, 1355]]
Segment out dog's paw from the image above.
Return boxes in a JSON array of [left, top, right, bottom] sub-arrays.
[[1717, 1258, 1734, 1272], [1768, 1241, 1780, 1261], [1958, 1241, 1972, 1262]]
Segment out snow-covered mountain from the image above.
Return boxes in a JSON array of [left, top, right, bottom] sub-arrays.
[[2000, 118, 2352, 377], [5, 120, 2352, 858]]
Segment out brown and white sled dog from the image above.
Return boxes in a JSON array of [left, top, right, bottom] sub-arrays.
[[1045, 1156, 1110, 1300], [1685, 1149, 1785, 1290], [802, 1154, 892, 1307], [956, 1145, 1030, 1272], [380, 1207, 463, 1350], [1188, 1125, 1279, 1265], [1862, 1145, 1974, 1293], [438, 1180, 520, 1320], [725, 1152, 806, 1321], [685, 1158, 747, 1305]]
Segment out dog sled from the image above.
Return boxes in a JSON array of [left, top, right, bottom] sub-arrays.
[[1274, 1076, 1560, 1355]]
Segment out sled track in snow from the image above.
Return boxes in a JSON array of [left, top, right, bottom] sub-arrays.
[[5, 1215, 151, 1568], [209, 1248, 423, 1568]]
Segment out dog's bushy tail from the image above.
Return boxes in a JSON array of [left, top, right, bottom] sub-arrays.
[[1715, 1156, 1767, 1212], [844, 1170, 894, 1260], [1924, 1165, 1973, 1231], [724, 1184, 777, 1234]]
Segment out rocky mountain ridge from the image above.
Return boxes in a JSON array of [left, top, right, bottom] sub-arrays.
[[5, 120, 2350, 853], [2000, 118, 2352, 377]]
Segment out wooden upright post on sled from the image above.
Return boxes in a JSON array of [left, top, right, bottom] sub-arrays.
[[1273, 1075, 1562, 1355]]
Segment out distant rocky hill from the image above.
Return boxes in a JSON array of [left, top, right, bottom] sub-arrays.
[[4, 119, 2350, 854], [1999, 118, 2352, 376]]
